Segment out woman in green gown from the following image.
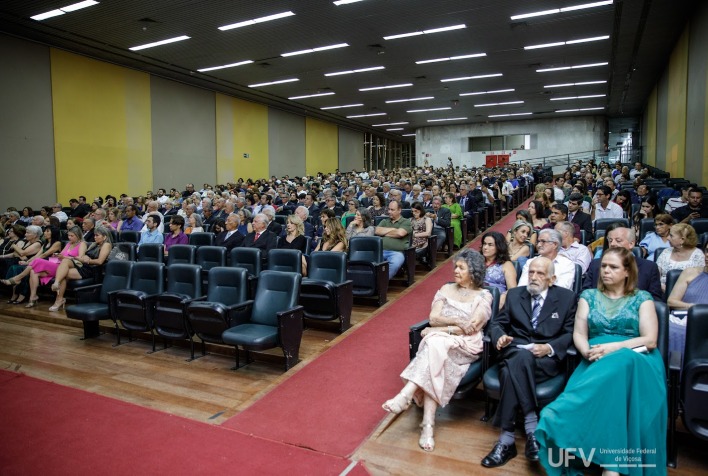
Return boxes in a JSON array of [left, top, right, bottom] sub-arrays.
[[442, 192, 463, 248], [536, 247, 666, 476]]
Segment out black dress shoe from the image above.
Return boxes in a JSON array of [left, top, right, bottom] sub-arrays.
[[481, 441, 518, 468], [525, 433, 540, 461]]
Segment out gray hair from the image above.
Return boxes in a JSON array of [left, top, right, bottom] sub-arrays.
[[93, 208, 107, 219], [190, 213, 203, 227], [538, 229, 562, 247], [26, 225, 43, 237], [262, 206, 275, 220], [253, 213, 268, 225], [453, 248, 486, 288], [555, 221, 575, 237], [94, 226, 113, 244], [296, 205, 309, 219], [9, 211, 20, 220], [238, 208, 252, 221]]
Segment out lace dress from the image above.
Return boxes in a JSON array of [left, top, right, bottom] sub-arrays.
[[537, 289, 667, 475], [656, 247, 704, 285], [484, 262, 507, 293], [410, 217, 428, 250], [400, 289, 492, 407]]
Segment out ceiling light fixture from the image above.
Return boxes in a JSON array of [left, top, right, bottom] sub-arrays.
[[372, 122, 409, 126], [218, 11, 295, 31], [288, 92, 336, 100], [460, 88, 515, 96], [386, 128, 404, 131], [320, 103, 364, 110], [385, 97, 434, 103], [510, 1, 613, 20], [407, 107, 451, 113], [359, 83, 413, 91], [384, 24, 466, 40], [248, 78, 299, 88], [555, 107, 606, 112], [333, 0, 365, 5], [440, 73, 503, 83], [427, 117, 468, 122], [415, 52, 486, 64], [488, 112, 534, 118], [31, 0, 99, 20], [402, 133, 416, 137], [474, 101, 524, 107], [346, 113, 387, 118], [525, 35, 609, 50], [537, 62, 608, 72], [544, 80, 607, 88], [550, 94, 606, 100], [129, 35, 190, 51], [282, 43, 349, 57], [197, 60, 254, 72], [324, 66, 385, 76]]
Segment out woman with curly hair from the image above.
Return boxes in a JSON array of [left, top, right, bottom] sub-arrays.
[[480, 231, 517, 307]]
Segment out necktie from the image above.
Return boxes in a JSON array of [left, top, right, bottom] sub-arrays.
[[568, 212, 574, 222], [531, 295, 542, 330], [255, 233, 261, 241]]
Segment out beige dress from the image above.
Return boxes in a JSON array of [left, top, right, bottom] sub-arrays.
[[401, 289, 492, 407]]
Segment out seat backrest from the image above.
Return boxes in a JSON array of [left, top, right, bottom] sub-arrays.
[[165, 263, 202, 297], [267, 249, 302, 273], [113, 242, 137, 261], [119, 230, 140, 244], [638, 218, 655, 242], [689, 218, 708, 236], [654, 247, 669, 262], [664, 268, 683, 301], [573, 264, 582, 295], [100, 260, 134, 302], [513, 260, 523, 281], [230, 247, 262, 276], [130, 262, 164, 294], [251, 271, 301, 326], [401, 209, 413, 219], [653, 301, 669, 370], [344, 215, 355, 228], [594, 218, 629, 233], [166, 244, 196, 266], [685, 304, 708, 370], [308, 251, 347, 283], [484, 286, 501, 322], [631, 247, 642, 260], [374, 215, 386, 226], [274, 215, 287, 226], [189, 232, 215, 247], [348, 236, 383, 262], [196, 246, 226, 271], [206, 267, 248, 305], [683, 304, 708, 439], [137, 243, 164, 263]]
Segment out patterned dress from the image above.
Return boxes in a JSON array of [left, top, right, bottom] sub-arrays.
[[484, 262, 507, 293], [656, 247, 704, 286], [401, 289, 492, 407]]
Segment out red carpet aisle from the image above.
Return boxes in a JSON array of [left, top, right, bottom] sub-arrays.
[[0, 369, 361, 476], [222, 200, 528, 458]]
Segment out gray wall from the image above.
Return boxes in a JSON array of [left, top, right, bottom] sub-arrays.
[[685, 2, 708, 183], [416, 116, 605, 169], [150, 76, 216, 191], [338, 127, 364, 172], [655, 71, 670, 171], [268, 108, 305, 177], [0, 35, 57, 210]]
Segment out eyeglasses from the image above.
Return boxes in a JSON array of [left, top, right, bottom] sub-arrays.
[[537, 239, 553, 245]]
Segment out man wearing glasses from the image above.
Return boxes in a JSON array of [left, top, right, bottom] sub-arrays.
[[517, 229, 576, 290], [51, 203, 68, 223], [590, 185, 623, 224]]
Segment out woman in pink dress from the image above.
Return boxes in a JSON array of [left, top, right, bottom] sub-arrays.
[[382, 249, 492, 452], [25, 226, 85, 309]]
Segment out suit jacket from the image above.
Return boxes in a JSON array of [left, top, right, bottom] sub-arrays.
[[457, 192, 476, 216], [582, 255, 663, 301], [430, 207, 451, 228], [242, 229, 278, 257], [267, 221, 283, 236], [570, 210, 593, 238], [489, 285, 577, 363], [82, 229, 95, 243], [214, 230, 244, 253]]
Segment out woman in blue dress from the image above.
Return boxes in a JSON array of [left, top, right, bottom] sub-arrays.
[[480, 231, 517, 308], [536, 247, 666, 475]]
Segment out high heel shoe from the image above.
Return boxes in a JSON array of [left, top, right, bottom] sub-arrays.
[[382, 392, 412, 414], [7, 295, 18, 304], [51, 281, 61, 292], [25, 298, 39, 308], [1, 278, 18, 286], [12, 296, 26, 305], [48, 299, 66, 312], [419, 423, 435, 452]]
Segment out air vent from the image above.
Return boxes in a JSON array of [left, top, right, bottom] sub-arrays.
[[258, 62, 271, 67], [138, 17, 159, 23], [414, 76, 427, 80]]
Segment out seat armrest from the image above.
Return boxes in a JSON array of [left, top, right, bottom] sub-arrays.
[[225, 300, 254, 326], [669, 350, 682, 373], [75, 284, 103, 304], [409, 319, 431, 332], [277, 305, 305, 370], [408, 319, 431, 360]]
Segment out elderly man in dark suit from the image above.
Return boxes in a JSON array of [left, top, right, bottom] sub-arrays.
[[241, 213, 278, 265], [482, 257, 577, 468], [214, 213, 244, 253]]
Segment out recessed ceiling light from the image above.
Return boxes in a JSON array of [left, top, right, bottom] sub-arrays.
[[288, 92, 336, 100], [407, 107, 452, 113], [384, 24, 466, 40], [333, 0, 365, 5], [372, 122, 409, 126], [324, 66, 385, 77], [218, 11, 294, 30], [427, 117, 468, 122], [282, 43, 349, 57], [248, 78, 299, 88], [31, 0, 99, 20], [320, 103, 364, 110], [440, 73, 502, 83], [385, 97, 434, 103], [402, 133, 416, 137], [537, 62, 608, 72], [460, 89, 515, 96], [129, 35, 190, 51], [510, 1, 613, 20], [474, 101, 524, 107], [555, 107, 606, 112], [197, 60, 254, 72], [31, 9, 65, 20], [488, 112, 534, 118], [525, 36, 609, 50], [346, 113, 387, 118], [416, 52, 485, 64], [550, 94, 606, 100], [359, 83, 413, 91], [544, 80, 607, 88], [386, 128, 404, 131]]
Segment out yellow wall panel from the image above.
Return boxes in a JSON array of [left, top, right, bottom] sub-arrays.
[[50, 49, 152, 202], [215, 94, 268, 182], [665, 28, 689, 179], [644, 87, 657, 167], [306, 117, 338, 176]]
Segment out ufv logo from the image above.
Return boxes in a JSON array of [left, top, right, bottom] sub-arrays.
[[547, 448, 596, 468]]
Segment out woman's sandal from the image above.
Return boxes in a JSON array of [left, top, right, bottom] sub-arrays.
[[382, 392, 412, 414], [1, 278, 18, 286], [51, 281, 61, 292], [419, 423, 435, 452]]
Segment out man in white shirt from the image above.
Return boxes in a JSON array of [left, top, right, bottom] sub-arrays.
[[140, 200, 165, 234], [553, 178, 566, 202], [664, 186, 690, 214], [555, 221, 592, 273], [629, 161, 643, 180], [591, 185, 624, 223], [156, 188, 170, 205], [51, 203, 68, 222], [518, 229, 576, 290]]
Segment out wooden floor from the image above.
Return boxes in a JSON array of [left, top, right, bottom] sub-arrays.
[[1, 255, 707, 475]]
